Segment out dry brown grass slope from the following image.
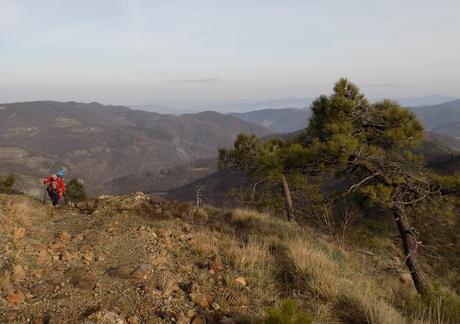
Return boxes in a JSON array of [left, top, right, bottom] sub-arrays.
[[0, 194, 458, 323]]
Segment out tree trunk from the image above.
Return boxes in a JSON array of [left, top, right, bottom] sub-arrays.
[[392, 203, 428, 295], [281, 174, 295, 221]]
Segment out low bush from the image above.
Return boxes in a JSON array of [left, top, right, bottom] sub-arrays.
[[0, 174, 16, 194], [64, 179, 87, 203], [266, 299, 312, 324]]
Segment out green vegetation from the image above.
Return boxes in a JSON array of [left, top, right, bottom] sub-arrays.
[[220, 78, 460, 300], [0, 174, 16, 194], [219, 134, 324, 221], [219, 134, 297, 220], [303, 78, 434, 294], [64, 179, 87, 203], [266, 299, 312, 324]]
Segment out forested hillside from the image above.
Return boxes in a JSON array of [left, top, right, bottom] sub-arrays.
[[0, 101, 272, 196]]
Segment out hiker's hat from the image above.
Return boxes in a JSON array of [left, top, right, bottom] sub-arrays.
[[57, 169, 65, 177]]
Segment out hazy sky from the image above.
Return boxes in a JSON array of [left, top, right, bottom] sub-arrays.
[[1, 0, 459, 106]]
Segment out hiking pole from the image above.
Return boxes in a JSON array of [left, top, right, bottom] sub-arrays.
[[42, 186, 48, 205]]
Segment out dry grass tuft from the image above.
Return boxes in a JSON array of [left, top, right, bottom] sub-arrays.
[[221, 235, 274, 277], [285, 238, 404, 323], [191, 231, 219, 256], [231, 208, 268, 223], [150, 252, 173, 272], [156, 270, 178, 296]]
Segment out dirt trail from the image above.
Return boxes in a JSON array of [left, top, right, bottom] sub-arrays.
[[0, 193, 246, 323]]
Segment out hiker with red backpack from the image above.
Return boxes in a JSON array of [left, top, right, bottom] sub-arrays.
[[43, 169, 65, 207]]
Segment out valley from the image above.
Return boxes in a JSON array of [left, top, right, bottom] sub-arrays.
[[2, 99, 460, 199]]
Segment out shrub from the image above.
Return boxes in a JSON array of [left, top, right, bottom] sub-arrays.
[[266, 299, 312, 324], [194, 208, 209, 221], [0, 174, 16, 194], [64, 179, 87, 203]]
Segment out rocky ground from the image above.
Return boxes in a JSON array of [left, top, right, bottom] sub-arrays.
[[2, 192, 458, 324], [0, 193, 258, 323]]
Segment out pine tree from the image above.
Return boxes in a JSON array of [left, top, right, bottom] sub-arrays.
[[219, 134, 300, 220], [304, 78, 432, 294]]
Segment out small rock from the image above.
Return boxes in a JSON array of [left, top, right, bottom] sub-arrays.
[[235, 276, 247, 286], [190, 293, 211, 308], [187, 309, 197, 318], [71, 272, 97, 291], [146, 317, 163, 324], [50, 242, 65, 252], [61, 251, 73, 262], [399, 272, 412, 285], [6, 292, 25, 305], [37, 249, 48, 263], [13, 265, 26, 282], [211, 302, 221, 311], [175, 312, 187, 324], [126, 315, 139, 324], [210, 256, 224, 273], [131, 264, 152, 280], [83, 251, 94, 262], [159, 230, 172, 238], [14, 227, 26, 240], [191, 316, 206, 324], [53, 255, 60, 261], [88, 311, 125, 324], [59, 231, 72, 242]]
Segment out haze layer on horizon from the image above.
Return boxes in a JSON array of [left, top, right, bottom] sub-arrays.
[[1, 0, 459, 107]]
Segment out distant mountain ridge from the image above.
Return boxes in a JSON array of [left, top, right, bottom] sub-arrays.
[[230, 108, 311, 133], [0, 101, 273, 196], [230, 99, 460, 138], [130, 98, 313, 114], [2, 98, 460, 197], [409, 99, 460, 138], [397, 95, 458, 107]]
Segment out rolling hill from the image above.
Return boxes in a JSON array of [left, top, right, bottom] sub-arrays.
[[0, 101, 273, 196], [231, 108, 310, 133], [409, 99, 460, 138]]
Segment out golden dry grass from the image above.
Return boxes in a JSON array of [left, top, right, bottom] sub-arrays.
[[190, 231, 219, 256], [231, 208, 267, 224], [200, 207, 460, 323], [156, 270, 178, 296], [1, 193, 457, 323]]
